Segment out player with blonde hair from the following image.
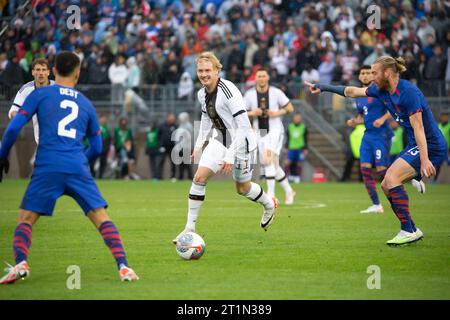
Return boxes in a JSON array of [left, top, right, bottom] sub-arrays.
[[173, 52, 277, 243], [305, 55, 448, 246]]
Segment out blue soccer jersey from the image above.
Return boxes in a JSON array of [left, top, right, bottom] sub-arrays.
[[365, 79, 448, 173], [365, 80, 445, 149], [18, 85, 100, 175], [355, 96, 393, 167], [0, 83, 106, 216], [355, 96, 392, 138]]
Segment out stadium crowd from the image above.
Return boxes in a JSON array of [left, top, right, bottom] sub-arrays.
[[0, 0, 449, 97]]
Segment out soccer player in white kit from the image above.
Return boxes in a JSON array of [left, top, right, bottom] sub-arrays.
[[8, 58, 54, 145], [244, 68, 296, 205], [173, 52, 277, 243]]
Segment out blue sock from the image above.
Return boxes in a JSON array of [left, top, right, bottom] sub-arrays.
[[361, 167, 380, 205]]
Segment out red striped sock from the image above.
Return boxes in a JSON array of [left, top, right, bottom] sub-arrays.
[[98, 221, 128, 270], [387, 185, 414, 233], [13, 223, 32, 264]]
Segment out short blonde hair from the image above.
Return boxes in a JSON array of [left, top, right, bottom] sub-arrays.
[[196, 51, 223, 72], [374, 55, 407, 74]]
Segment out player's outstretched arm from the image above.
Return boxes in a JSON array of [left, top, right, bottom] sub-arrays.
[[304, 81, 368, 98], [0, 113, 28, 160]]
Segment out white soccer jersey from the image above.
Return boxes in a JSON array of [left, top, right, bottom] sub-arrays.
[[195, 78, 257, 163], [8, 80, 55, 144], [243, 86, 290, 133]]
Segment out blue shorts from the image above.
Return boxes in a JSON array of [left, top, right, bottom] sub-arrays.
[[390, 154, 400, 165], [400, 144, 448, 175], [21, 172, 108, 216], [287, 149, 306, 163], [359, 134, 391, 168]]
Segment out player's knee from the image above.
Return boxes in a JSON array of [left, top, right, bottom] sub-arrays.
[[235, 182, 250, 195], [381, 173, 398, 191], [193, 174, 208, 185]]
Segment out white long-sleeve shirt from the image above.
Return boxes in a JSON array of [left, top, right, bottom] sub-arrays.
[[108, 63, 129, 84]]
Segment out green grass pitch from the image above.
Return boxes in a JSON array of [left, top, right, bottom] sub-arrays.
[[1, 180, 450, 300]]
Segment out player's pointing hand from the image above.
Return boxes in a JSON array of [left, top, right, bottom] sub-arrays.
[[304, 81, 321, 94]]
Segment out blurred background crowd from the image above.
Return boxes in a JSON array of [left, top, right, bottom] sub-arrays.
[[0, 0, 449, 97]]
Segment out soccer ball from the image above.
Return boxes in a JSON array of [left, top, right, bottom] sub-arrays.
[[176, 232, 206, 260]]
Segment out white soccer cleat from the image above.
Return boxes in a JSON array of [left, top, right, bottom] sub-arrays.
[[414, 228, 424, 241], [360, 204, 384, 213], [172, 228, 194, 245], [261, 198, 278, 231], [285, 190, 296, 205], [119, 266, 139, 282], [411, 179, 426, 194], [386, 230, 417, 246], [0, 261, 30, 285]]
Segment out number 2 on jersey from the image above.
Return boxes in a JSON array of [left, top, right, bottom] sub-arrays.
[[58, 100, 78, 139]]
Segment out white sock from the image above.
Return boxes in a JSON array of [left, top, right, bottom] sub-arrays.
[[276, 166, 293, 193], [186, 182, 205, 231], [244, 182, 273, 209], [265, 164, 276, 198]]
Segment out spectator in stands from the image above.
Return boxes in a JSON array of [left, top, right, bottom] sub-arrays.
[[114, 117, 139, 180], [174, 112, 193, 181], [161, 50, 182, 85], [157, 112, 178, 181], [417, 16, 436, 48], [176, 14, 196, 46], [125, 14, 143, 46], [141, 54, 160, 86], [270, 39, 289, 83], [318, 52, 336, 84], [88, 56, 109, 85], [252, 39, 269, 68], [124, 56, 149, 119], [340, 48, 358, 83], [363, 44, 385, 66], [145, 121, 161, 181], [97, 114, 112, 179], [244, 36, 259, 71], [301, 64, 320, 105], [402, 51, 420, 84], [227, 63, 244, 84], [227, 40, 244, 72], [178, 71, 194, 100], [108, 54, 128, 106], [424, 45, 447, 96], [206, 16, 231, 42], [422, 34, 436, 58]]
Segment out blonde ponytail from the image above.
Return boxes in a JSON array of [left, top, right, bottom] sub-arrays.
[[374, 55, 407, 74], [394, 57, 407, 74]]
